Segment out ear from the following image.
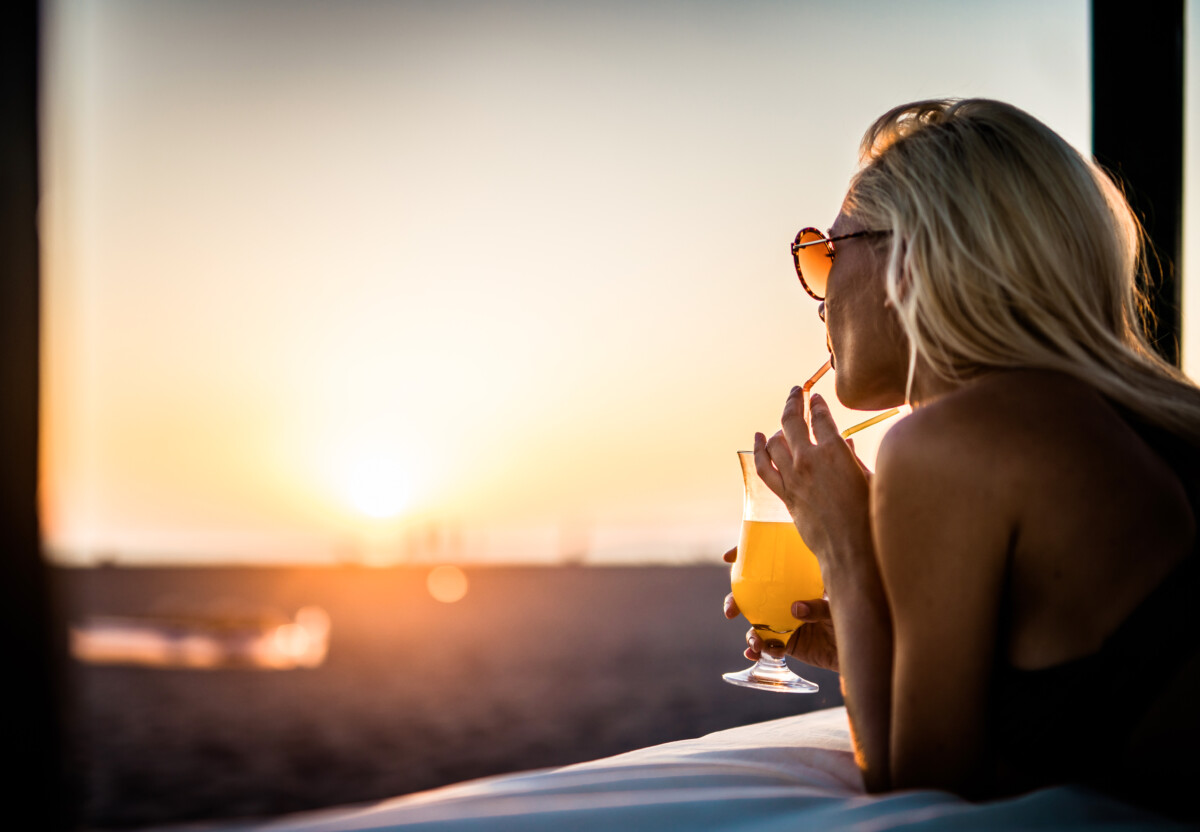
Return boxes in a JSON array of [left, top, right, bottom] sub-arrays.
[[885, 237, 912, 305]]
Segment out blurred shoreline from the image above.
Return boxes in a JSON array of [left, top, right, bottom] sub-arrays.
[[56, 564, 842, 830]]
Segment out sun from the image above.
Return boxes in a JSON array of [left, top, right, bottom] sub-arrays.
[[342, 457, 412, 519]]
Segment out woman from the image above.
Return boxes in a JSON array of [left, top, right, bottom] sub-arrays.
[[724, 99, 1200, 818]]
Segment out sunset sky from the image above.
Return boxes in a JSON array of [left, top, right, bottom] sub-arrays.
[[40, 0, 1176, 565]]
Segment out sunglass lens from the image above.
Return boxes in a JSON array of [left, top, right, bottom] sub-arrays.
[[793, 229, 831, 300]]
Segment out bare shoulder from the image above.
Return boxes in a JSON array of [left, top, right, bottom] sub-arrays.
[[876, 368, 1152, 490], [869, 372, 1057, 577]]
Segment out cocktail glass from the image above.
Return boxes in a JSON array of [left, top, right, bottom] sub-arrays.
[[722, 449, 825, 692]]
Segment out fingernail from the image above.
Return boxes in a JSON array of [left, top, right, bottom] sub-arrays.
[[792, 602, 810, 618], [810, 393, 823, 404], [791, 385, 801, 394]]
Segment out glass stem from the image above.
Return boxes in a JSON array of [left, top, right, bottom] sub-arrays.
[[755, 652, 788, 671]]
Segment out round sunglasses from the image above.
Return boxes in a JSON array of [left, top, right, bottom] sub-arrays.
[[791, 227, 889, 301]]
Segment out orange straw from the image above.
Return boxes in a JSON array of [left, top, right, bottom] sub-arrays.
[[841, 408, 900, 439], [800, 358, 832, 430]]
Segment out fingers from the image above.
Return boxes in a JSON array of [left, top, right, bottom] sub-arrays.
[[724, 592, 739, 619], [763, 431, 795, 489], [779, 385, 810, 451], [752, 432, 785, 494], [745, 628, 786, 659], [792, 598, 831, 622], [761, 390, 844, 498], [807, 393, 842, 445], [723, 546, 737, 564], [763, 434, 801, 499], [744, 627, 760, 660]]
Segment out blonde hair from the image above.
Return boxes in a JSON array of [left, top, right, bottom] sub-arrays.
[[845, 98, 1200, 443]]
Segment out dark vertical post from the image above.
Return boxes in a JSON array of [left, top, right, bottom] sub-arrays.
[[1092, 0, 1186, 366], [1, 0, 68, 827]]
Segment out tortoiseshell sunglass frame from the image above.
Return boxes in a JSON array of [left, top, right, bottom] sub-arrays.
[[790, 227, 888, 301]]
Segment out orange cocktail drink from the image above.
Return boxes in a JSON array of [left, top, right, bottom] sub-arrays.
[[731, 519, 824, 647]]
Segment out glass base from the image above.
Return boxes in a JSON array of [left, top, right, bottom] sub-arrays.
[[722, 653, 818, 693]]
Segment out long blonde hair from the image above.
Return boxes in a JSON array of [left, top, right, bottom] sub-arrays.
[[845, 98, 1200, 443]]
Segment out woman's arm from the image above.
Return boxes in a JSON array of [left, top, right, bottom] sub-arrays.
[[755, 390, 894, 789], [819, 499, 894, 790], [871, 413, 1011, 796], [806, 427, 895, 786]]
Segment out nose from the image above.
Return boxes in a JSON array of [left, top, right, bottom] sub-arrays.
[[817, 302, 826, 323]]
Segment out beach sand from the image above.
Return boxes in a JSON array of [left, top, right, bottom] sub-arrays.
[[56, 564, 843, 829]]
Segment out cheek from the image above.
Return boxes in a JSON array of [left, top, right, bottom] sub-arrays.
[[825, 295, 908, 405], [822, 284, 859, 347]]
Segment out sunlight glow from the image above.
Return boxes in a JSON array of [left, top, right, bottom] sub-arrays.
[[342, 458, 412, 519]]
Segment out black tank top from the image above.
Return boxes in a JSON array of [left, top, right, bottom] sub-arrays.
[[989, 417, 1200, 821]]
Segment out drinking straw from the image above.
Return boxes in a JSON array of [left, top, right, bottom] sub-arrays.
[[801, 359, 832, 432], [840, 408, 901, 439]]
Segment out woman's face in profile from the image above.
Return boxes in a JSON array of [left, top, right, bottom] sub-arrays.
[[823, 208, 909, 411]]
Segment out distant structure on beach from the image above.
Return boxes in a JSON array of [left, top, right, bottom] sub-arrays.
[[70, 605, 331, 670]]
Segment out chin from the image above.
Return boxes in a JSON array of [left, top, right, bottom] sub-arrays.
[[834, 372, 906, 411]]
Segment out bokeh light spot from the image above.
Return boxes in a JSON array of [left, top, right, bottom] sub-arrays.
[[426, 565, 468, 603]]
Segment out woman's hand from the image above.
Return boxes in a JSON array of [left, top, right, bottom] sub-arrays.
[[722, 547, 839, 671], [754, 392, 872, 571]]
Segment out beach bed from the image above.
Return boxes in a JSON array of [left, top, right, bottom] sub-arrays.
[[159, 706, 1184, 831]]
